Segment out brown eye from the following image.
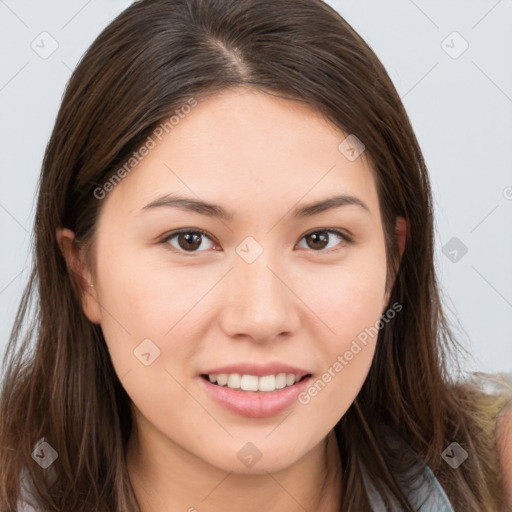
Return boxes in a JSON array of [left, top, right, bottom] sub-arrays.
[[163, 230, 216, 253], [298, 229, 351, 252], [177, 232, 202, 251], [305, 231, 329, 250]]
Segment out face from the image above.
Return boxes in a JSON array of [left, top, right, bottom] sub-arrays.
[[75, 88, 398, 474]]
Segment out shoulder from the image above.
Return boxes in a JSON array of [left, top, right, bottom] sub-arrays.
[[452, 371, 512, 509], [496, 398, 512, 509], [472, 371, 512, 510]]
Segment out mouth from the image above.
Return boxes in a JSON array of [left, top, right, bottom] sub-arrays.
[[200, 373, 312, 392], [198, 372, 313, 418]]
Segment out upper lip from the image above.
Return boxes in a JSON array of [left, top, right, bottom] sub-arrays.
[[201, 362, 312, 378]]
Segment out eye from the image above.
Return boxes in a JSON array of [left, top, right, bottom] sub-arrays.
[[297, 229, 352, 252], [161, 229, 217, 253], [160, 228, 352, 255]]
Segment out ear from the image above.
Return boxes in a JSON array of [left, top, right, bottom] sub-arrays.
[[383, 216, 407, 308], [395, 216, 407, 262], [56, 228, 102, 324]]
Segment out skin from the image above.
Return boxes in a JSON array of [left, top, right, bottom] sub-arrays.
[[58, 87, 408, 511], [497, 405, 512, 511]]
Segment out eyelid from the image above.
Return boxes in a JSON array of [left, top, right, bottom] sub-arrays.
[[159, 227, 352, 254]]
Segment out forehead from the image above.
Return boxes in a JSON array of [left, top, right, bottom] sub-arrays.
[[100, 88, 380, 222]]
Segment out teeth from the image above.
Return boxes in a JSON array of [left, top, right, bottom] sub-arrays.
[[258, 375, 275, 392], [216, 374, 228, 386], [207, 373, 306, 392], [227, 373, 241, 388], [241, 374, 258, 391], [275, 373, 287, 389]]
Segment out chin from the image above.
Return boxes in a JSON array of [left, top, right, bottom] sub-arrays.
[[203, 443, 303, 475]]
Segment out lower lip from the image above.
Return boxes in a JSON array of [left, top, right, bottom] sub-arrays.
[[199, 375, 312, 418]]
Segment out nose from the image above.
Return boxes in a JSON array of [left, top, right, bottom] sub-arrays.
[[218, 247, 300, 344]]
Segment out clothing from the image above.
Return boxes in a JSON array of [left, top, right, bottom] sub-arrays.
[[17, 466, 41, 512], [361, 443, 455, 511], [17, 478, 38, 511]]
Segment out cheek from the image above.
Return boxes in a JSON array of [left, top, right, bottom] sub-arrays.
[[295, 244, 388, 421], [92, 237, 221, 386], [298, 241, 388, 342], [92, 247, 200, 432]]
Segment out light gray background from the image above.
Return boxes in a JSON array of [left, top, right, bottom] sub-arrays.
[[1, 0, 511, 374]]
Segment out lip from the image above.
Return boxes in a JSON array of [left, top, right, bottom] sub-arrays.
[[200, 362, 311, 378], [198, 374, 312, 418]]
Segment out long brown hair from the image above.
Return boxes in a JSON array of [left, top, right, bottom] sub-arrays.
[[0, 0, 504, 510]]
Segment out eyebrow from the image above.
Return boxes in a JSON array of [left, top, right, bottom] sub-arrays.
[[141, 193, 370, 220]]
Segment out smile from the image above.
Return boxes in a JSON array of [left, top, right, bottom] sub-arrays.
[[203, 372, 310, 392], [199, 373, 313, 418]]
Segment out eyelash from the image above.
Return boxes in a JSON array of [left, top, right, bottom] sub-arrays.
[[159, 228, 353, 255]]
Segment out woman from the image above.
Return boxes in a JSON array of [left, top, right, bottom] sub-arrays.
[[1, 0, 510, 510]]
